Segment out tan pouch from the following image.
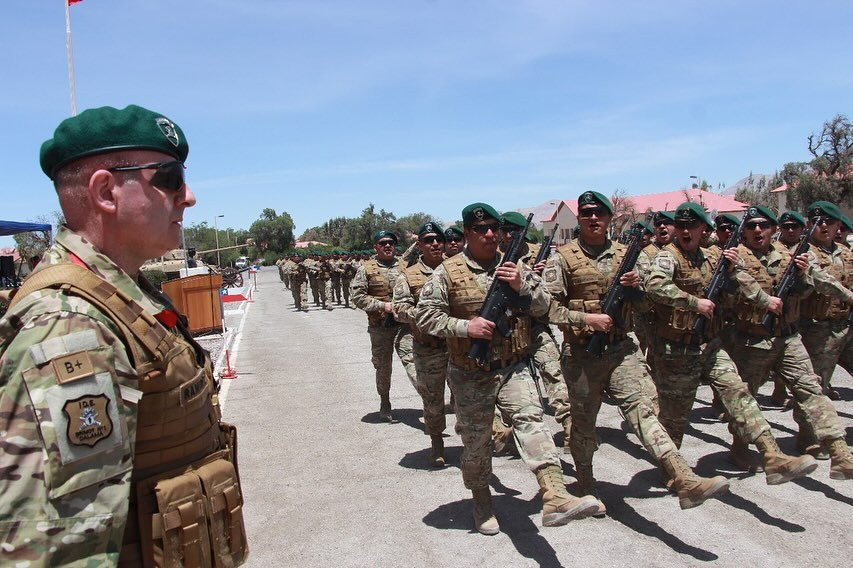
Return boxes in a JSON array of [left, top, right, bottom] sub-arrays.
[[197, 459, 248, 567]]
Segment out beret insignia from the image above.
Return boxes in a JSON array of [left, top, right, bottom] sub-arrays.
[[156, 117, 180, 147], [474, 208, 484, 220]]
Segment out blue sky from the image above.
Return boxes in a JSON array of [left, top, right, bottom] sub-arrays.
[[2, 1, 851, 247]]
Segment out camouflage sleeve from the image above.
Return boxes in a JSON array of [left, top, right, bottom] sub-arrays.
[[542, 252, 586, 326], [416, 265, 469, 338], [806, 251, 853, 303], [635, 249, 652, 282], [0, 293, 137, 566], [350, 265, 385, 313], [520, 263, 551, 318], [733, 269, 772, 309], [391, 273, 416, 325], [645, 250, 699, 310]]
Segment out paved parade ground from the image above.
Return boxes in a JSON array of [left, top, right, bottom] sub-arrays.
[[218, 267, 852, 568]]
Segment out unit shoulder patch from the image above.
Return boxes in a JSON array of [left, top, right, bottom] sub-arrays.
[[63, 393, 114, 447]]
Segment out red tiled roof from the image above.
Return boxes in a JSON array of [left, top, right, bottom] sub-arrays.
[[543, 189, 747, 221]]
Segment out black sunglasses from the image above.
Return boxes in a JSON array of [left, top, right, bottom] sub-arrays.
[[808, 216, 835, 226], [446, 236, 464, 243], [716, 223, 735, 232], [578, 207, 609, 218], [745, 220, 772, 230], [376, 239, 396, 247], [470, 223, 501, 234], [674, 219, 702, 230], [420, 235, 444, 244], [780, 223, 801, 230], [107, 160, 186, 192]]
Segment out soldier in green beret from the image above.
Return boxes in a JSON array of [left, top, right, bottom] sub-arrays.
[[444, 226, 465, 257], [0, 105, 248, 565], [646, 201, 817, 485], [799, 201, 853, 407], [417, 202, 599, 534], [836, 215, 853, 249], [777, 211, 806, 248], [719, 205, 853, 478], [351, 230, 417, 421], [653, 211, 676, 248]]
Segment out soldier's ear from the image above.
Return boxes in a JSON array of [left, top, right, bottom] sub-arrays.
[[88, 169, 119, 215]]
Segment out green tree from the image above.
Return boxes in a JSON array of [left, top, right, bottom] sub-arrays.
[[249, 208, 295, 257], [735, 172, 774, 208], [13, 212, 64, 264]]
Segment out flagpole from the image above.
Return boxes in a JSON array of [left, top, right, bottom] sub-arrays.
[[65, 0, 77, 116]]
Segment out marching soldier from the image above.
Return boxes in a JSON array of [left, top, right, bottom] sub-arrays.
[[317, 254, 334, 310], [645, 201, 817, 485], [417, 202, 600, 535], [341, 253, 357, 308], [444, 226, 465, 257], [777, 211, 806, 248], [330, 253, 344, 305], [291, 256, 309, 311]]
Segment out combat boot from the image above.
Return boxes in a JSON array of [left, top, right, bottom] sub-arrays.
[[379, 396, 393, 423], [535, 466, 599, 526], [728, 436, 763, 473], [796, 429, 829, 460], [472, 487, 499, 535], [662, 452, 730, 510], [574, 465, 606, 517], [826, 438, 853, 480], [754, 431, 818, 485], [562, 417, 572, 454], [429, 435, 445, 468]]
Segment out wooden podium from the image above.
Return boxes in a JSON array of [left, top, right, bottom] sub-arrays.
[[162, 273, 223, 335]]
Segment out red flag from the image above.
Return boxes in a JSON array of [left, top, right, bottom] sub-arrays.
[[68, 0, 83, 5]]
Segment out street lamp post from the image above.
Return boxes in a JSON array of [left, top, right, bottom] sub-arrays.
[[690, 175, 700, 189], [214, 215, 224, 267]]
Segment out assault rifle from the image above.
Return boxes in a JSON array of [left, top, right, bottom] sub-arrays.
[[586, 219, 648, 355], [534, 224, 559, 266], [691, 218, 746, 346], [761, 219, 821, 331], [468, 213, 535, 365]]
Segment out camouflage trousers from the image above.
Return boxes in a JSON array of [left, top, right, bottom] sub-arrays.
[[342, 279, 353, 306], [331, 276, 342, 304], [395, 329, 418, 390], [309, 277, 320, 304], [561, 337, 676, 469], [633, 313, 659, 378], [367, 324, 416, 397], [317, 278, 331, 307], [726, 331, 845, 442], [291, 279, 308, 310], [653, 337, 769, 448], [283, 272, 291, 289], [413, 340, 449, 435], [448, 359, 561, 490], [800, 319, 853, 395], [532, 324, 570, 423]]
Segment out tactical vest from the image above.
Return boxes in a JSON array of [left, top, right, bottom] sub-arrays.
[[363, 259, 401, 327], [732, 243, 800, 336], [443, 255, 531, 371], [8, 264, 247, 568], [318, 261, 332, 280], [652, 243, 720, 344], [554, 241, 629, 345], [801, 245, 853, 321], [403, 264, 444, 348]]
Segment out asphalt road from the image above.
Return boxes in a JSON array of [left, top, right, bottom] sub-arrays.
[[220, 267, 853, 568]]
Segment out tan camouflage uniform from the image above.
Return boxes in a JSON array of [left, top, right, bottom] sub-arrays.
[[291, 260, 309, 310], [416, 249, 562, 490]]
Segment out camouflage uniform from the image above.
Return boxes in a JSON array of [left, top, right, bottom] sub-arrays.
[[330, 257, 343, 305], [800, 242, 853, 396], [304, 257, 320, 306], [317, 257, 333, 309], [351, 256, 415, 406], [291, 260, 309, 310], [416, 249, 562, 490], [723, 243, 846, 445], [544, 239, 678, 485], [645, 242, 774, 449], [393, 258, 448, 436], [0, 227, 246, 566], [341, 258, 357, 308]]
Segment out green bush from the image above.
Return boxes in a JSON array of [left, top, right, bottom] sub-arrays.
[[141, 269, 168, 290]]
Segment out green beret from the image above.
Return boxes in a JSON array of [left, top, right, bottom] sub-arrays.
[[807, 201, 843, 222], [638, 221, 653, 234], [372, 229, 398, 243], [654, 211, 675, 224], [715, 213, 741, 227], [577, 191, 614, 214], [675, 202, 712, 226], [417, 221, 445, 239], [40, 104, 189, 179], [501, 211, 529, 228], [743, 205, 777, 224], [778, 211, 806, 226], [461, 202, 500, 227], [445, 226, 464, 239], [842, 216, 853, 232]]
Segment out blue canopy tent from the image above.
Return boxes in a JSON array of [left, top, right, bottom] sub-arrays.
[[0, 220, 53, 288], [0, 220, 52, 236]]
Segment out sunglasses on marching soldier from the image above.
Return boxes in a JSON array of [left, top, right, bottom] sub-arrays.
[[107, 160, 186, 192]]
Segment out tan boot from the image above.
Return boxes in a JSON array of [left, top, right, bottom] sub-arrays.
[[535, 466, 599, 526], [472, 488, 499, 535], [755, 431, 818, 485], [796, 430, 830, 460], [562, 417, 572, 455], [379, 396, 393, 423], [575, 465, 607, 517], [429, 435, 445, 468], [826, 438, 853, 480], [662, 452, 730, 510], [728, 436, 763, 473]]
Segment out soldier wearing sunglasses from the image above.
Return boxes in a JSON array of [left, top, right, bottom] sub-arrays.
[[0, 105, 247, 565], [800, 201, 853, 406], [444, 226, 465, 257], [777, 211, 806, 248], [646, 201, 817, 487]]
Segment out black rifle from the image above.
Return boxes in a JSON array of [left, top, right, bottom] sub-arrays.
[[691, 219, 746, 346], [586, 220, 647, 355], [761, 219, 821, 330], [468, 213, 535, 365], [534, 224, 559, 266]]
